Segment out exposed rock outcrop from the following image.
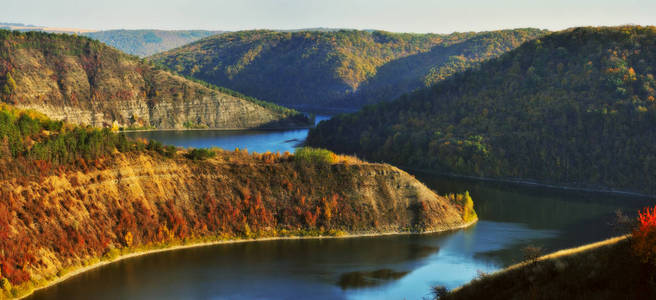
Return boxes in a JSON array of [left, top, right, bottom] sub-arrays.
[[0, 150, 476, 299], [0, 30, 308, 129]]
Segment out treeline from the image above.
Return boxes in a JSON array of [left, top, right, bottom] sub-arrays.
[[150, 29, 547, 108], [0, 105, 199, 180], [307, 26, 656, 195]]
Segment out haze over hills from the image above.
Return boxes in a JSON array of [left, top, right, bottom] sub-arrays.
[[83, 30, 224, 57], [0, 30, 310, 130], [307, 26, 656, 195], [0, 22, 95, 34], [151, 28, 547, 109], [0, 23, 223, 57]]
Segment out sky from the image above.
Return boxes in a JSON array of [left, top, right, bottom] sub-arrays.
[[2, 0, 655, 33]]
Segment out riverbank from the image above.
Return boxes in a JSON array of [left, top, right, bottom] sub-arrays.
[[440, 234, 656, 300], [17, 220, 477, 300], [119, 125, 314, 133]]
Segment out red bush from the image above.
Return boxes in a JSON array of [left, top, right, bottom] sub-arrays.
[[632, 206, 656, 265]]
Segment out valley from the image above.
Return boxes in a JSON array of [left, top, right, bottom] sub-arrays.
[[0, 6, 655, 299]]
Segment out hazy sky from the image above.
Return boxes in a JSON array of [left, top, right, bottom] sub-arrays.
[[2, 0, 655, 33]]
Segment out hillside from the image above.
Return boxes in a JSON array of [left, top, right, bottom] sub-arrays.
[[0, 30, 310, 130], [84, 30, 223, 57], [0, 105, 476, 299], [438, 236, 656, 300], [150, 29, 546, 109], [307, 26, 656, 195]]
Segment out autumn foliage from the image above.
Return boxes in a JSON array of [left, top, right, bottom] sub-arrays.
[[632, 206, 656, 266]]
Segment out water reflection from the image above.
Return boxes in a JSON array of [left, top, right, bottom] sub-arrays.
[[124, 115, 331, 154], [338, 269, 410, 289]]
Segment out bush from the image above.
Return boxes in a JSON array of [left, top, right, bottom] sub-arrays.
[[632, 205, 656, 265], [294, 147, 335, 165], [431, 285, 449, 299], [461, 191, 477, 223], [184, 148, 216, 161], [522, 245, 544, 264]]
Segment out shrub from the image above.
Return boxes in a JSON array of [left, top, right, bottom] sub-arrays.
[[461, 191, 477, 223], [146, 139, 164, 153], [632, 205, 656, 265], [431, 285, 448, 299], [522, 245, 544, 264], [184, 148, 216, 161], [294, 147, 335, 165], [164, 145, 177, 158], [0, 277, 10, 292]]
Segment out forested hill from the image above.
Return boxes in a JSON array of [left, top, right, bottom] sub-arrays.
[[307, 26, 656, 195], [0, 30, 310, 129], [84, 29, 223, 57], [150, 29, 546, 109]]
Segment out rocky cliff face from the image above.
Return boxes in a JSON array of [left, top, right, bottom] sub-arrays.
[[0, 30, 306, 129], [0, 149, 475, 298]]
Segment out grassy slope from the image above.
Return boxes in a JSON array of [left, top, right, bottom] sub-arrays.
[[307, 26, 656, 195], [441, 236, 656, 300], [150, 29, 546, 108]]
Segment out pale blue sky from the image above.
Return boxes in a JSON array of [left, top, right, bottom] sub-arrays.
[[2, 0, 655, 33]]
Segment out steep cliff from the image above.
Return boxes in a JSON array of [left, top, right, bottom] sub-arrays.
[[0, 105, 475, 299], [0, 30, 309, 129]]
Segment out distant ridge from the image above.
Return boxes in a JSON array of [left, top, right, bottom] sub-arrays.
[[151, 28, 547, 109]]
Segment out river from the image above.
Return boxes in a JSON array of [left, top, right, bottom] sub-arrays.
[[27, 115, 654, 300]]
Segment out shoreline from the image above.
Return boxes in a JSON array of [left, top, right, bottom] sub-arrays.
[[119, 125, 314, 133], [404, 167, 655, 199], [18, 220, 477, 300], [448, 235, 630, 294]]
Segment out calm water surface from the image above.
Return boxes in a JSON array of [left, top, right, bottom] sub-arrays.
[[29, 116, 655, 300], [123, 115, 331, 154]]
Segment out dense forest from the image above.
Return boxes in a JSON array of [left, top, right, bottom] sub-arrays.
[[150, 29, 546, 109], [0, 104, 474, 298], [84, 29, 224, 56], [307, 26, 656, 195], [0, 29, 309, 129]]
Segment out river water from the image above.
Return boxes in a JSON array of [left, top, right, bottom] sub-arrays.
[[28, 115, 654, 300]]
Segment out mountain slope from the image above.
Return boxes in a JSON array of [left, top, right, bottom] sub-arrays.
[[307, 26, 656, 195], [151, 29, 546, 109], [0, 30, 310, 129], [84, 29, 224, 57], [0, 105, 476, 299]]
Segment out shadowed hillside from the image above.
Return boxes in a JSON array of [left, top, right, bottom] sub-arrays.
[[307, 26, 656, 195]]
